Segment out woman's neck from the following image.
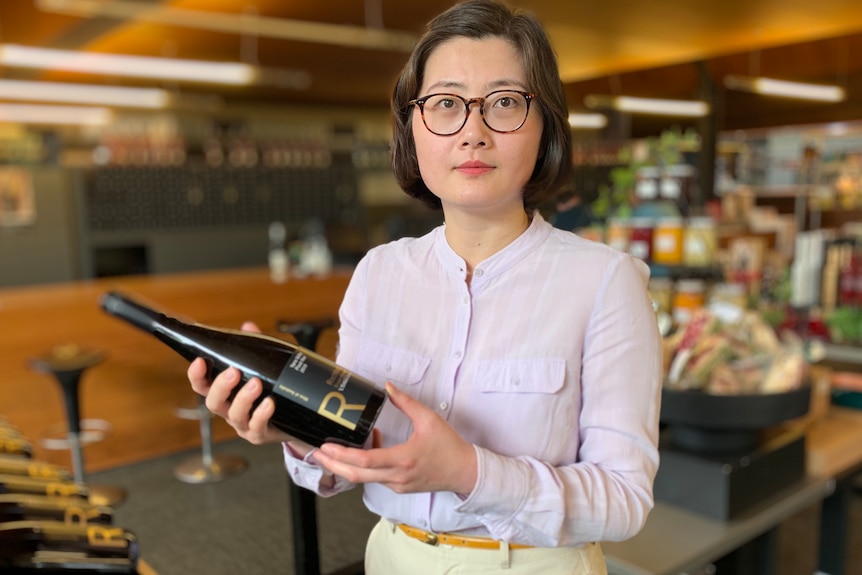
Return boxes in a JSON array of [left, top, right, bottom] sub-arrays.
[[443, 209, 532, 273]]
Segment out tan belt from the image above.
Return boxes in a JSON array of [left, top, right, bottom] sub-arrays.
[[397, 524, 533, 550]]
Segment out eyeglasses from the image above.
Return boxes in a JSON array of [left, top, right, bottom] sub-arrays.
[[408, 90, 536, 136]]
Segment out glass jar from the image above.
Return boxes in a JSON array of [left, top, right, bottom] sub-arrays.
[[605, 218, 631, 252], [683, 216, 718, 267], [628, 217, 654, 262], [672, 279, 706, 325], [652, 217, 684, 265]]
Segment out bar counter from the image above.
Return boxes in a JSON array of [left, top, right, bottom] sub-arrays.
[[0, 266, 352, 472]]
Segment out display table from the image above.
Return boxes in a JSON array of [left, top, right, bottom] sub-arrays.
[[604, 405, 862, 575], [603, 476, 834, 575]]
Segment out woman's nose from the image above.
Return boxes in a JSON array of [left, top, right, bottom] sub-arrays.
[[460, 102, 489, 146]]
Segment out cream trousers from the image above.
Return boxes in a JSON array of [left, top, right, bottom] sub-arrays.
[[365, 519, 608, 575]]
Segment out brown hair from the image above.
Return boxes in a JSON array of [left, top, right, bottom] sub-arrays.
[[390, 0, 572, 211]]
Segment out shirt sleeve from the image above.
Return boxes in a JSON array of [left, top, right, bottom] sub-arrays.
[[455, 254, 662, 547]]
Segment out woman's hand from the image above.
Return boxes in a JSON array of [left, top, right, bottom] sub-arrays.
[[312, 383, 478, 496], [187, 321, 299, 447]]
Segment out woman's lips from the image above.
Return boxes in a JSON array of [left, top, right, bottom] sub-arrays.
[[456, 161, 493, 175]]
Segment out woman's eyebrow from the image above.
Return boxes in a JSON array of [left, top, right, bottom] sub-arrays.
[[422, 78, 527, 93]]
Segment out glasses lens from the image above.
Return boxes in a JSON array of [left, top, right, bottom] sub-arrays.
[[483, 91, 529, 132], [421, 94, 466, 135]]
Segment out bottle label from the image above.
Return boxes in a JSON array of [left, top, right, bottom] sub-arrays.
[[274, 349, 371, 431]]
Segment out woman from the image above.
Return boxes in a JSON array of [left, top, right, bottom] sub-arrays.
[[190, 1, 661, 573]]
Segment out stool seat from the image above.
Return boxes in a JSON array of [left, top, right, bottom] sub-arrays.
[[30, 344, 105, 375]]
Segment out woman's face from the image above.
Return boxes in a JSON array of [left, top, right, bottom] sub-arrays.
[[412, 36, 543, 217]]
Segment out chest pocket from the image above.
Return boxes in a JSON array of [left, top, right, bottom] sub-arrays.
[[476, 357, 566, 394], [356, 340, 431, 388]]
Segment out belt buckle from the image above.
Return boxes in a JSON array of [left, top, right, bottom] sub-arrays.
[[422, 531, 439, 546]]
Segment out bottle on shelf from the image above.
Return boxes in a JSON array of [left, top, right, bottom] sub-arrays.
[[0, 520, 138, 573], [0, 474, 90, 500], [99, 291, 387, 448], [0, 455, 72, 481], [0, 436, 33, 459], [0, 494, 114, 524]]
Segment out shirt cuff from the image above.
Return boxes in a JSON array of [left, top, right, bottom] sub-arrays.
[[455, 445, 530, 522], [282, 443, 350, 497]]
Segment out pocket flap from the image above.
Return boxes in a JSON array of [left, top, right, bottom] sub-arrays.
[[357, 340, 431, 386], [476, 357, 566, 394]]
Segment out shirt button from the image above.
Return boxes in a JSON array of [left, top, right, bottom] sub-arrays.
[[385, 364, 392, 373], [511, 377, 520, 386], [462, 296, 469, 304], [454, 350, 462, 358], [474, 268, 484, 277], [419, 519, 427, 527], [439, 402, 448, 410]]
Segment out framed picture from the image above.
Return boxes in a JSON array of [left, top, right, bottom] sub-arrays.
[[0, 168, 35, 227]]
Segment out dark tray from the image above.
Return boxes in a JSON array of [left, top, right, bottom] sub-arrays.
[[660, 384, 811, 453]]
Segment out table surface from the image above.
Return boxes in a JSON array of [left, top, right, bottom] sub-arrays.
[[603, 475, 835, 575]]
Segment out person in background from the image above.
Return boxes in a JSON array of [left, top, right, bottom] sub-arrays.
[[189, 1, 662, 573]]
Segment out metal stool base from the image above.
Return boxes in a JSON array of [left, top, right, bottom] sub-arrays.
[[39, 418, 112, 450], [89, 484, 129, 507], [174, 454, 248, 484]]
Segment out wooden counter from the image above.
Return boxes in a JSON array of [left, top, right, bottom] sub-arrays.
[[0, 267, 352, 472]]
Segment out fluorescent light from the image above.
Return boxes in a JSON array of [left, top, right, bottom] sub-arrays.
[[724, 75, 845, 102], [0, 44, 257, 85], [0, 103, 112, 126], [36, 0, 417, 52], [585, 95, 710, 117], [568, 113, 608, 129], [0, 79, 169, 108]]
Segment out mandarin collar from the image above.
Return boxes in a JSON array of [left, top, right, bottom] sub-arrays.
[[433, 211, 551, 284]]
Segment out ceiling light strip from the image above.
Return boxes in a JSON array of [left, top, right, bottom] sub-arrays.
[[584, 95, 710, 117], [724, 75, 845, 102], [0, 44, 256, 85], [0, 79, 169, 108], [36, 0, 417, 52], [568, 113, 608, 129]]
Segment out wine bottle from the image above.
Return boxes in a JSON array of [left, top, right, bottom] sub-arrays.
[[0, 494, 114, 524], [0, 520, 138, 573], [0, 436, 32, 458], [0, 474, 89, 500], [0, 456, 72, 481], [100, 291, 387, 448]]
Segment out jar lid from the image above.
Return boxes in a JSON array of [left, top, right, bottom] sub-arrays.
[[629, 217, 655, 226], [687, 216, 716, 226], [676, 278, 706, 292]]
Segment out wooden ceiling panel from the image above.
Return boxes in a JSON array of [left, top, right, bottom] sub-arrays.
[[0, 0, 860, 132]]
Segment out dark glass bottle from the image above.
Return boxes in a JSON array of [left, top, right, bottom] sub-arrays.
[[0, 436, 32, 458], [100, 291, 387, 448], [0, 494, 113, 524], [0, 520, 137, 573], [0, 456, 72, 481], [0, 475, 89, 500]]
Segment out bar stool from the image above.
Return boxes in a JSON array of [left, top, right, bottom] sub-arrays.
[[173, 394, 248, 484], [28, 343, 127, 507]]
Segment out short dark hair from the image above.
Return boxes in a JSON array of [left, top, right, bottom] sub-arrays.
[[390, 0, 572, 212]]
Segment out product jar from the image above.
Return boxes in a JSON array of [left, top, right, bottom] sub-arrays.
[[672, 278, 706, 325], [652, 217, 684, 265], [627, 217, 654, 262], [683, 216, 718, 267], [605, 218, 632, 252]]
